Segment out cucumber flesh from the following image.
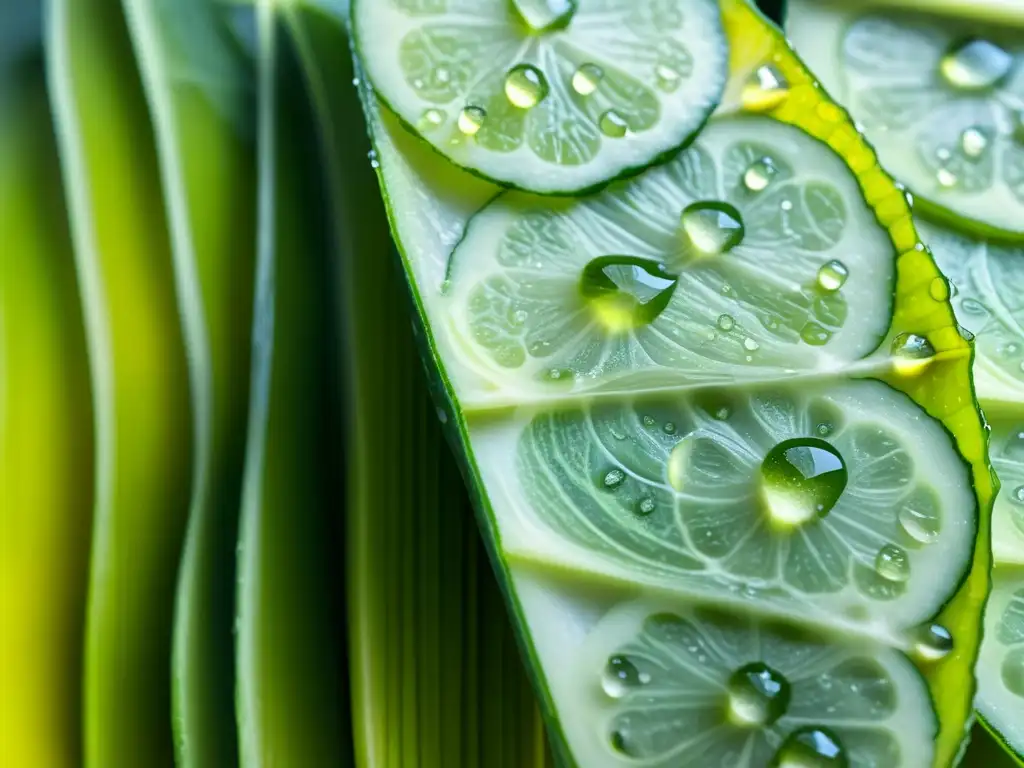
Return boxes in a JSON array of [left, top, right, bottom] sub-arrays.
[[351, 0, 728, 194], [786, 0, 1024, 241], [977, 567, 1024, 762]]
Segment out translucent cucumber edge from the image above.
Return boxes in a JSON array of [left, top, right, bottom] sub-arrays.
[[347, 0, 727, 198], [980, 715, 1024, 767], [352, 1, 998, 766]]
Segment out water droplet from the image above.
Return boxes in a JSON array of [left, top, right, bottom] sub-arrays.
[[571, 63, 603, 96], [726, 662, 790, 727], [717, 314, 736, 332], [368, 149, 380, 169], [655, 63, 682, 92], [457, 105, 487, 136], [1012, 485, 1024, 505], [511, 309, 528, 326], [898, 507, 940, 545], [599, 110, 629, 138], [505, 64, 549, 109], [816, 422, 834, 437], [601, 655, 644, 698], [742, 64, 790, 112], [715, 406, 732, 421], [511, 0, 577, 30], [800, 322, 833, 347], [936, 168, 958, 188], [637, 497, 656, 516], [960, 126, 989, 158], [929, 277, 950, 302], [760, 438, 847, 527], [610, 728, 632, 755], [543, 367, 574, 383], [875, 544, 911, 582], [743, 157, 778, 192], [602, 468, 626, 489], [743, 338, 761, 353], [816, 260, 849, 293], [771, 727, 846, 767], [663, 422, 677, 435], [940, 38, 1013, 91], [681, 200, 745, 255], [642, 415, 656, 428], [417, 108, 446, 132], [912, 623, 953, 662], [579, 256, 678, 332], [891, 333, 936, 375]]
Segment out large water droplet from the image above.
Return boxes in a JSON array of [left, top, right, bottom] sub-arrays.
[[912, 623, 954, 662], [929, 276, 950, 302], [457, 105, 486, 136], [681, 201, 745, 256], [960, 126, 989, 158], [571, 63, 603, 96], [771, 727, 847, 767], [599, 110, 629, 138], [940, 39, 1013, 91], [801, 322, 833, 347], [816, 260, 849, 293], [580, 256, 678, 332], [512, 0, 578, 32], [743, 157, 778, 192], [726, 663, 790, 727], [760, 438, 847, 527], [602, 655, 645, 698], [505, 64, 549, 109], [875, 544, 911, 582], [742, 64, 790, 112]]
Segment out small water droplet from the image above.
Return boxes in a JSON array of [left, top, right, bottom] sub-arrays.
[[417, 108, 446, 132], [875, 544, 911, 582], [436, 408, 449, 425], [801, 322, 833, 347], [940, 38, 1013, 91], [891, 333, 935, 375], [743, 157, 778, 192], [457, 105, 487, 136], [761, 438, 847, 527], [602, 468, 626, 489], [505, 64, 549, 109], [899, 507, 940, 545], [599, 109, 629, 138], [655, 62, 682, 92], [726, 663, 790, 727], [512, 0, 577, 31], [637, 497, 656, 516], [543, 367, 574, 383], [771, 726, 846, 767], [744, 338, 760, 352], [663, 422, 677, 435], [436, 67, 451, 84], [1012, 485, 1024, 505], [816, 260, 849, 293], [912, 623, 953, 662], [717, 314, 736, 332], [929, 276, 950, 302], [642, 415, 656, 428], [571, 63, 603, 96], [682, 200, 745, 255], [742, 64, 790, 112], [816, 422, 834, 437], [936, 168, 958, 188], [602, 655, 644, 698], [580, 256, 679, 332], [960, 126, 989, 158], [715, 406, 732, 421]]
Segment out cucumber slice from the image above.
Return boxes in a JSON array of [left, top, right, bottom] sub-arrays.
[[351, 0, 728, 194], [786, 0, 1024, 242], [353, 0, 994, 764], [977, 567, 1024, 763], [921, 219, 1024, 409], [513, 577, 938, 767], [445, 115, 895, 405], [472, 380, 975, 635]]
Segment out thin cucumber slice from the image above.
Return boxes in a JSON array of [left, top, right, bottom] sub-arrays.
[[471, 379, 976, 635], [921, 219, 1024, 410], [513, 574, 938, 768], [977, 567, 1024, 763], [351, 0, 728, 194], [786, 0, 1024, 242], [445, 115, 895, 405], [353, 0, 995, 764]]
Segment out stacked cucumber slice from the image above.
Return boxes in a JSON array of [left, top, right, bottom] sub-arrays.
[[353, 0, 993, 765], [787, 0, 1024, 762]]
